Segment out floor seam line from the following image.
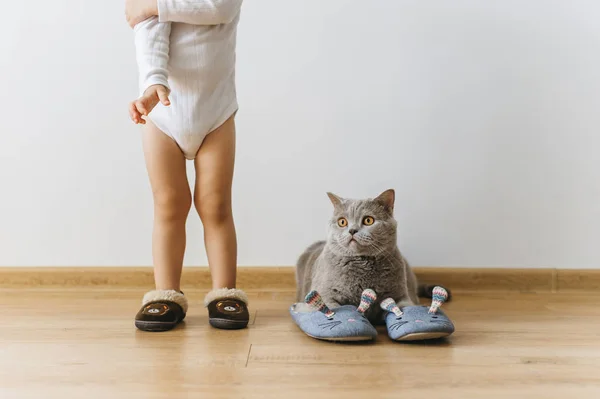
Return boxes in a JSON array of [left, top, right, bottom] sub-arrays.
[[245, 344, 252, 368]]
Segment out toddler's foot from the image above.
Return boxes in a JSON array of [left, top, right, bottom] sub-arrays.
[[135, 290, 187, 332], [204, 288, 249, 330]]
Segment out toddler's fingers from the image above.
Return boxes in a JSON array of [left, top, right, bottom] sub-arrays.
[[129, 102, 141, 124], [157, 87, 170, 106], [136, 100, 149, 116]]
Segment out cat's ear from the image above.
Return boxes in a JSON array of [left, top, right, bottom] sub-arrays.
[[326, 192, 344, 208], [375, 189, 395, 212]]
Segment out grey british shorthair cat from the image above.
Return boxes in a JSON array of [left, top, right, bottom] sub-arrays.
[[296, 189, 421, 324]]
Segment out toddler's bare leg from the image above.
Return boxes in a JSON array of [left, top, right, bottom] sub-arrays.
[[194, 115, 237, 289], [142, 121, 191, 291]]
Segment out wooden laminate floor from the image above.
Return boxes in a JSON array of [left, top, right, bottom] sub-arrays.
[[0, 289, 598, 399]]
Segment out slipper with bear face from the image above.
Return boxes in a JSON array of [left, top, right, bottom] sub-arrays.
[[204, 288, 250, 330], [135, 290, 188, 332]]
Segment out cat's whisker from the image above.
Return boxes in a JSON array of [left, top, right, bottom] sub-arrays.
[[369, 241, 396, 264], [379, 245, 401, 265]]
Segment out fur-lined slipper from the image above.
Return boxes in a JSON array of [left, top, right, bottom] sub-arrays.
[[135, 290, 188, 332], [204, 288, 249, 330]]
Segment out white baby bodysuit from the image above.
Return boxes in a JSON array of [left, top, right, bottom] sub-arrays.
[[134, 0, 242, 159]]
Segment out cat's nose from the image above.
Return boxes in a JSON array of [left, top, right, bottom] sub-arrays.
[[349, 229, 358, 235]]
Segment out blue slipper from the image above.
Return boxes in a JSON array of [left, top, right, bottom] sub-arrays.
[[385, 306, 454, 341], [381, 286, 455, 341], [289, 289, 378, 342]]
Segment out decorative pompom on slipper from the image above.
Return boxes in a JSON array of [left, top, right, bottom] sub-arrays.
[[204, 288, 250, 330], [381, 286, 455, 341], [380, 298, 404, 317], [428, 286, 449, 314], [305, 290, 335, 318], [289, 289, 378, 342], [418, 284, 452, 301], [357, 289, 377, 314], [135, 289, 188, 332]]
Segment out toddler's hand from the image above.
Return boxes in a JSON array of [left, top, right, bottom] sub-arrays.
[[125, 0, 158, 28], [129, 85, 170, 125]]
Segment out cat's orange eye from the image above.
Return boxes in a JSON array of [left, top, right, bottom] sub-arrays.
[[363, 216, 375, 226], [337, 218, 348, 227]]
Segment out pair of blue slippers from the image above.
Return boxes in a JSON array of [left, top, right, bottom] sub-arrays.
[[290, 287, 454, 342]]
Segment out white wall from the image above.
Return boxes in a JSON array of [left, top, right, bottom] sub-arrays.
[[1, 0, 599, 268]]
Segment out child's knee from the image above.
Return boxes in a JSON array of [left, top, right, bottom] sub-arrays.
[[195, 194, 231, 225], [153, 188, 192, 221]]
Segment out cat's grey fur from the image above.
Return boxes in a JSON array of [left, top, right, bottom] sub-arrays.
[[296, 189, 419, 324]]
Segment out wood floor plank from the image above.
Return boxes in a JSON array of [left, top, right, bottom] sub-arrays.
[[0, 288, 598, 398]]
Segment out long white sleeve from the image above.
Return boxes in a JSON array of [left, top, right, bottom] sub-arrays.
[[134, 17, 171, 96], [137, 3, 240, 159], [157, 0, 242, 25]]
